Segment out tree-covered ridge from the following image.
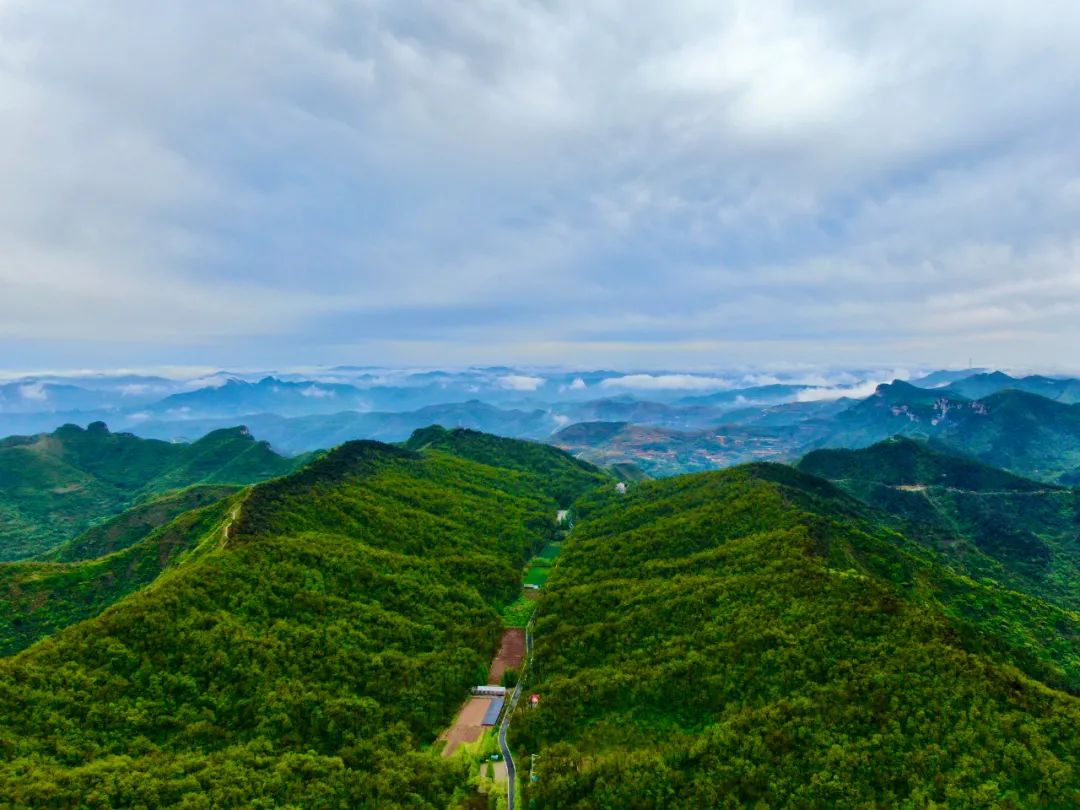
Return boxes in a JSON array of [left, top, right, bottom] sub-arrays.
[[798, 438, 1080, 613], [0, 491, 240, 655], [405, 425, 611, 505], [820, 384, 1080, 485], [513, 466, 1080, 807], [799, 436, 1051, 492], [0, 422, 306, 561], [0, 432, 604, 807], [38, 484, 240, 562]]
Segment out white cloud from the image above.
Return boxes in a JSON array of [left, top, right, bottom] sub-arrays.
[[499, 374, 545, 391], [600, 374, 731, 391], [2, 2, 1080, 367], [797, 379, 896, 402], [569, 378, 587, 390], [18, 381, 48, 400], [299, 385, 335, 399]]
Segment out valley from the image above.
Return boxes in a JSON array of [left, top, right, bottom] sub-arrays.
[[4, 375, 1080, 806]]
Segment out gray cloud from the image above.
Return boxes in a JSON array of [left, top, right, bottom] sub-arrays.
[[2, 0, 1079, 368]]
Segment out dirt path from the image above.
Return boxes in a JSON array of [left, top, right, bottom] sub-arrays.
[[488, 628, 526, 685]]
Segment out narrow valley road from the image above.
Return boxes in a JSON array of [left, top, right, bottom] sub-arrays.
[[499, 623, 533, 810]]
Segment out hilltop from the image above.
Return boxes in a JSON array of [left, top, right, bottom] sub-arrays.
[[0, 422, 306, 560], [817, 383, 1080, 484]]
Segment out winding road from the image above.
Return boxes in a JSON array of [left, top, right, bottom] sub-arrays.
[[498, 623, 533, 810]]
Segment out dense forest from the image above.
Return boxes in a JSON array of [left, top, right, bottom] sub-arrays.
[[4, 425, 1080, 807], [0, 490, 240, 654], [0, 431, 606, 807], [512, 463, 1080, 807]]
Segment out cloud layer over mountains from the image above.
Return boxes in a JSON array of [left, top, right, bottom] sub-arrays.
[[3, 1, 1080, 367]]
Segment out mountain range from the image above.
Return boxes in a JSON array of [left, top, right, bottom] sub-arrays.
[[3, 420, 1080, 805]]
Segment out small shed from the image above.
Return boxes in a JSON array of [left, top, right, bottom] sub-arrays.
[[481, 697, 505, 726]]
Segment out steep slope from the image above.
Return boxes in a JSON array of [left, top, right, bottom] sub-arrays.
[[38, 484, 239, 562], [822, 384, 1080, 484], [0, 433, 608, 807], [0, 422, 303, 560], [512, 466, 1080, 807], [0, 493, 240, 655], [799, 438, 1080, 608], [939, 390, 1080, 482], [821, 380, 973, 448]]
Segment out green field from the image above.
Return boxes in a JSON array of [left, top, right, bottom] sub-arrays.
[[536, 542, 562, 560], [522, 542, 562, 589], [501, 592, 538, 627]]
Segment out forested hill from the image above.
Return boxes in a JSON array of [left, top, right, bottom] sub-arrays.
[[0, 433, 608, 807], [798, 438, 1080, 612], [0, 422, 306, 560], [404, 425, 612, 505], [798, 436, 1050, 492], [513, 464, 1080, 807], [819, 384, 1080, 484]]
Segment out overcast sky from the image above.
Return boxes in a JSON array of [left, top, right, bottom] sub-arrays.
[[2, 1, 1079, 371]]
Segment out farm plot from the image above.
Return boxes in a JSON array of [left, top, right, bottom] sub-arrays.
[[439, 697, 492, 757], [488, 628, 526, 684]]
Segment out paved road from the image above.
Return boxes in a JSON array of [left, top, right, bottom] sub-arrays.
[[499, 623, 534, 810]]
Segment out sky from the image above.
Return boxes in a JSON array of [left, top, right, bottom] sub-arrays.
[[2, 1, 1080, 372]]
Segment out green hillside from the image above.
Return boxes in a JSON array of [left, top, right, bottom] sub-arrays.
[[938, 390, 1080, 483], [512, 465, 1080, 807], [38, 484, 240, 562], [0, 492, 240, 655], [819, 385, 1080, 484], [0, 422, 305, 561], [404, 425, 611, 505], [798, 436, 1047, 493], [942, 372, 1080, 403], [0, 435, 607, 807]]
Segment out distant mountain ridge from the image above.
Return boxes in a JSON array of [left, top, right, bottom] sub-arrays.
[[0, 422, 306, 560], [817, 382, 1080, 484]]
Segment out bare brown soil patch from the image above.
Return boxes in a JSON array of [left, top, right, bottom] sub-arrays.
[[439, 697, 491, 757], [487, 628, 525, 685]]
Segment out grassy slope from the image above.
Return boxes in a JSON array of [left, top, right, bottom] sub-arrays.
[[513, 466, 1080, 808], [0, 423, 303, 561], [0, 435, 607, 808]]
